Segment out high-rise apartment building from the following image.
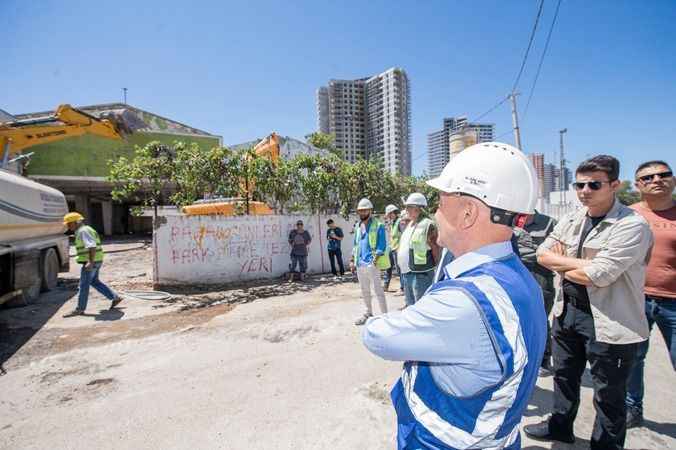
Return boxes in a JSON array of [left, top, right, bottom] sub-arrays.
[[543, 163, 573, 198], [316, 68, 411, 175], [528, 153, 545, 198], [427, 116, 494, 176]]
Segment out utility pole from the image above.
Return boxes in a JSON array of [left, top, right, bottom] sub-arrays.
[[122, 87, 128, 104], [509, 92, 522, 150], [559, 128, 568, 205]]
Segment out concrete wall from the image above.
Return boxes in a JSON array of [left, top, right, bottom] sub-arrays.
[[155, 214, 356, 286]]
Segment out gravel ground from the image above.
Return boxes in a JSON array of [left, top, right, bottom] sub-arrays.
[[0, 239, 673, 449]]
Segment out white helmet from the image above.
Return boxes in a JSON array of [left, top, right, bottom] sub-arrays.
[[357, 198, 374, 210], [385, 204, 399, 215], [404, 192, 427, 207], [427, 142, 537, 218]]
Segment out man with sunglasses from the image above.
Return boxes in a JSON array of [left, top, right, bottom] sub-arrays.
[[524, 155, 652, 450], [625, 160, 675, 428]]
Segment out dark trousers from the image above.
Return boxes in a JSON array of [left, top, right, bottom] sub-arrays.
[[626, 296, 676, 413], [328, 248, 345, 276], [550, 296, 638, 450], [532, 272, 555, 365], [290, 254, 307, 273], [383, 250, 402, 289]]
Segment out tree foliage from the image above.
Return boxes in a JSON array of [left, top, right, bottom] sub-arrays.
[[109, 141, 441, 218], [616, 180, 641, 206]]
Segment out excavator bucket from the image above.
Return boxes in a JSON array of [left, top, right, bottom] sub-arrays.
[[99, 109, 146, 138]]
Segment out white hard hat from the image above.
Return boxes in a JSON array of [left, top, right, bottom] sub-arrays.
[[357, 198, 374, 210], [427, 142, 537, 216], [404, 193, 427, 207], [385, 204, 399, 215]]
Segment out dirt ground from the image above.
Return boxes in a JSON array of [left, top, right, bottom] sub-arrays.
[[0, 239, 674, 449]]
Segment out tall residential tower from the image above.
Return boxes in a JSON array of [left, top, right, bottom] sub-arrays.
[[427, 116, 494, 176], [316, 67, 411, 175]]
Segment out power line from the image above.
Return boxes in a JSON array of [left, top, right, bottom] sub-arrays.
[[511, 0, 545, 93], [470, 96, 509, 123], [522, 0, 563, 121]]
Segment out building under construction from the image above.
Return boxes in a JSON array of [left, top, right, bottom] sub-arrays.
[[7, 103, 221, 235]]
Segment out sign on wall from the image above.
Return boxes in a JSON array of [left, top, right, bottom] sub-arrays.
[[154, 214, 356, 286]]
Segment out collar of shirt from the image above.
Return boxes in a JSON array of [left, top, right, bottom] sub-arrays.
[[443, 241, 513, 280]]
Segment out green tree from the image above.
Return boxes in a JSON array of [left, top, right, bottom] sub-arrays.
[[306, 131, 343, 158], [294, 153, 341, 214], [108, 141, 175, 223], [170, 144, 241, 208], [617, 180, 641, 206], [253, 156, 298, 214]]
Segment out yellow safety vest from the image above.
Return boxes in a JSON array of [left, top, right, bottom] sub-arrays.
[[353, 218, 391, 270], [75, 225, 104, 264]]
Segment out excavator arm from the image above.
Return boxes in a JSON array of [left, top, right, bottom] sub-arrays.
[[0, 104, 130, 164]]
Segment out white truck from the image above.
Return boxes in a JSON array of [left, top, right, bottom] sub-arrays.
[[0, 104, 130, 306]]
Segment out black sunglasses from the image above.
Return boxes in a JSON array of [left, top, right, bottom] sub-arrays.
[[637, 171, 673, 183], [572, 180, 613, 191]]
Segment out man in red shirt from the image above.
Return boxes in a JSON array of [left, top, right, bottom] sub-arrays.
[[626, 160, 676, 428]]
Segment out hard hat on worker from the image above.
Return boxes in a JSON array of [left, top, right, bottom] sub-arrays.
[[63, 212, 85, 225], [357, 198, 374, 210], [385, 204, 399, 215], [426, 142, 537, 216], [404, 193, 427, 208]]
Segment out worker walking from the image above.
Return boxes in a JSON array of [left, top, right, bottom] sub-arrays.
[[397, 193, 440, 305], [383, 204, 403, 292], [63, 212, 123, 317], [351, 198, 390, 325], [362, 143, 546, 449]]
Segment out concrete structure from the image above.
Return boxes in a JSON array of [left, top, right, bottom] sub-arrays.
[[154, 214, 356, 285], [427, 116, 494, 176], [11, 103, 221, 236], [317, 67, 411, 175]]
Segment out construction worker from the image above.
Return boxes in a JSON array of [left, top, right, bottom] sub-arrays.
[[362, 142, 546, 449], [63, 212, 124, 317], [383, 204, 403, 292], [350, 198, 390, 325], [397, 193, 440, 305]]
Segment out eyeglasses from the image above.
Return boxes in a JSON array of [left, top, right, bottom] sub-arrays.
[[572, 181, 613, 191], [637, 171, 673, 183]]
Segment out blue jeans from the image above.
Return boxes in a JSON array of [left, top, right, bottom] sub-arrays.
[[290, 254, 308, 273], [402, 271, 434, 306], [626, 296, 676, 413], [78, 262, 117, 311]]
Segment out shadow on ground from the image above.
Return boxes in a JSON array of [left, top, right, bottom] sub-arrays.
[[0, 281, 76, 371]]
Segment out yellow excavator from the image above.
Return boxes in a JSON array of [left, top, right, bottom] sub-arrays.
[[0, 104, 132, 166], [182, 132, 281, 216]]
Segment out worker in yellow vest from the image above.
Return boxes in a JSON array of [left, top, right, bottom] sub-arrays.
[[350, 198, 391, 325], [63, 212, 124, 317], [397, 193, 441, 306], [383, 204, 404, 293]]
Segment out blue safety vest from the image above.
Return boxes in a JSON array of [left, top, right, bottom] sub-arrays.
[[391, 254, 546, 449]]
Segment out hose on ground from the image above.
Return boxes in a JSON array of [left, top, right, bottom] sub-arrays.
[[121, 290, 172, 301]]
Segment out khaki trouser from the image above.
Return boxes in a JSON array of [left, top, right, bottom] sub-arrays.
[[357, 264, 388, 315]]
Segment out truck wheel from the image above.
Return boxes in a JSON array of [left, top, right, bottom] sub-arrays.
[[41, 248, 60, 292], [22, 274, 42, 303]]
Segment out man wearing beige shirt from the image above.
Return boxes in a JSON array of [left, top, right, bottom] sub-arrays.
[[524, 155, 652, 450]]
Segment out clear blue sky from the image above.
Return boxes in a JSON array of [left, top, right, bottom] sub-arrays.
[[3, 0, 675, 181]]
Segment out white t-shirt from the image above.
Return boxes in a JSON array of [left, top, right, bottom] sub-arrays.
[[397, 224, 415, 274], [78, 227, 98, 249]]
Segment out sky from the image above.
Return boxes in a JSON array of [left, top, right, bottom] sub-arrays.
[[2, 0, 675, 181]]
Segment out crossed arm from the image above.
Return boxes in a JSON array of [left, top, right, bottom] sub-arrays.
[[537, 240, 594, 286]]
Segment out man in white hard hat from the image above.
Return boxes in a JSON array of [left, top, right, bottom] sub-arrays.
[[362, 143, 547, 449], [397, 193, 441, 305], [383, 204, 404, 292], [350, 198, 390, 325]]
